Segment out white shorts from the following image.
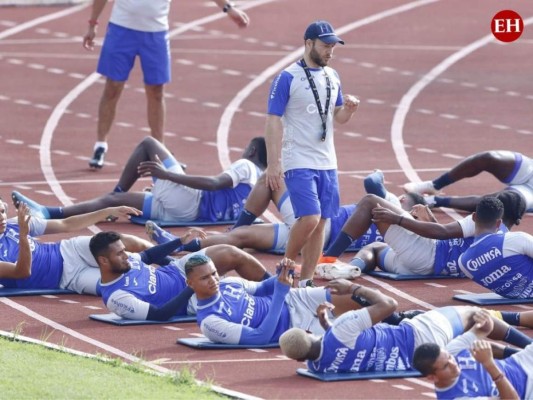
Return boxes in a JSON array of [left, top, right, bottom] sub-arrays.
[[285, 287, 331, 335], [508, 184, 533, 212], [271, 219, 332, 253], [402, 307, 462, 348], [508, 343, 533, 398], [151, 164, 201, 221], [59, 236, 100, 295], [382, 224, 436, 275]]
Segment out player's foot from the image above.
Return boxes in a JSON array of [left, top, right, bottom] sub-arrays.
[[315, 261, 362, 280], [11, 191, 50, 219], [145, 220, 176, 245], [89, 146, 106, 169], [398, 309, 425, 321], [298, 279, 316, 288], [403, 180, 438, 195]]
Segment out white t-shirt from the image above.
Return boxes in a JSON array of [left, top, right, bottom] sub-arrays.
[[110, 0, 171, 32]]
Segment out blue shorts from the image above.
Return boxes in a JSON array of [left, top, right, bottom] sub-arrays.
[[97, 22, 170, 85], [284, 169, 340, 218]]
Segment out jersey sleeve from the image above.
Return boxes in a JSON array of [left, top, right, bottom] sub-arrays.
[[223, 159, 257, 188], [458, 215, 475, 237], [200, 314, 244, 344], [105, 290, 150, 320], [330, 308, 372, 349], [445, 331, 477, 356], [503, 232, 533, 257], [267, 71, 292, 116]]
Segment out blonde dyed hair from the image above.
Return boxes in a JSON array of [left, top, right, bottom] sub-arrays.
[[279, 328, 313, 360]]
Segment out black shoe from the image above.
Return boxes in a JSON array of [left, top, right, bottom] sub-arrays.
[[398, 310, 425, 321], [89, 147, 106, 169]]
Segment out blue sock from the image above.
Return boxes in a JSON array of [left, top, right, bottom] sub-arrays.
[[434, 196, 451, 207], [141, 237, 183, 265], [503, 346, 519, 358], [500, 311, 520, 326], [232, 209, 257, 229], [504, 327, 533, 348], [262, 271, 273, 280], [363, 170, 387, 198], [350, 257, 368, 272], [47, 207, 64, 219], [182, 238, 201, 252], [324, 231, 354, 257], [432, 173, 453, 190]]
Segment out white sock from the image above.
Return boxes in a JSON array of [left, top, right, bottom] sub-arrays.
[[94, 141, 108, 151]]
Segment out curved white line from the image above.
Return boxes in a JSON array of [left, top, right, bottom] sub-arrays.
[[216, 0, 439, 223], [0, 3, 89, 41], [392, 16, 533, 220]]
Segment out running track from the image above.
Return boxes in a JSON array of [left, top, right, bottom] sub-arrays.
[[1, 1, 532, 399]]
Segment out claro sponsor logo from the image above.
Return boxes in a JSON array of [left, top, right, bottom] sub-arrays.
[[465, 247, 502, 271]]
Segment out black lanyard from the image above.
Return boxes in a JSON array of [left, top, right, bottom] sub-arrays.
[[300, 58, 331, 142]]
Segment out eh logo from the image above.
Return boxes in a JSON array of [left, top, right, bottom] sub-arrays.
[[491, 10, 523, 43]]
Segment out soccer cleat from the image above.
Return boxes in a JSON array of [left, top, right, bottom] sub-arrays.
[[315, 261, 362, 280], [145, 220, 176, 245], [89, 146, 106, 169], [11, 191, 50, 219], [398, 309, 425, 321], [403, 180, 438, 195]]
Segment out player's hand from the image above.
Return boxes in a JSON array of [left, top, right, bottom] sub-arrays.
[[326, 278, 357, 295], [371, 204, 402, 224], [276, 257, 295, 287], [180, 228, 207, 243], [265, 164, 283, 192], [343, 94, 360, 113], [470, 340, 494, 365], [317, 301, 335, 330], [16, 203, 31, 237], [138, 155, 169, 180], [409, 204, 435, 222], [83, 28, 97, 51], [104, 206, 142, 221], [227, 7, 250, 28], [471, 309, 494, 336]]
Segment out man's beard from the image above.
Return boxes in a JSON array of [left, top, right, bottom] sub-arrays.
[[309, 45, 327, 67]]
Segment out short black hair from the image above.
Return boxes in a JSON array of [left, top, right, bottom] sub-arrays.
[[89, 231, 122, 259], [413, 343, 441, 376], [184, 254, 212, 276], [476, 196, 504, 225], [497, 190, 526, 227], [250, 136, 267, 167]]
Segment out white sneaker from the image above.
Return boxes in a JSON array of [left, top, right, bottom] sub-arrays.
[[403, 180, 438, 195], [315, 261, 362, 280]]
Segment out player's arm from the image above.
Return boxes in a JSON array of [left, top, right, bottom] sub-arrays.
[[470, 340, 519, 400], [211, 0, 249, 28], [42, 206, 141, 235], [145, 287, 194, 321], [334, 94, 360, 124], [83, 0, 108, 50], [0, 204, 32, 279]]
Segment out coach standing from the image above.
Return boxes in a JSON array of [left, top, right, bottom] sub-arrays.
[[265, 20, 360, 287]]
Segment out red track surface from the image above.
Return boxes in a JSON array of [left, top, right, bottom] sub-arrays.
[[1, 1, 532, 399]]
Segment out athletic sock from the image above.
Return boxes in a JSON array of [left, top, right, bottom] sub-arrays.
[[500, 311, 521, 326], [363, 170, 387, 198], [113, 185, 125, 193], [94, 141, 108, 151], [141, 237, 183, 265], [182, 238, 201, 252], [47, 207, 64, 219], [503, 346, 520, 358], [350, 257, 368, 272], [323, 231, 354, 257], [232, 209, 257, 229], [262, 271, 273, 280], [432, 173, 453, 190], [434, 196, 451, 207], [504, 326, 533, 348]]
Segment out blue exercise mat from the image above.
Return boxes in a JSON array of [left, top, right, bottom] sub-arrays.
[[129, 215, 263, 227], [453, 293, 533, 305], [89, 313, 196, 326], [366, 270, 464, 281], [0, 288, 75, 297], [296, 368, 422, 381], [177, 337, 279, 349]]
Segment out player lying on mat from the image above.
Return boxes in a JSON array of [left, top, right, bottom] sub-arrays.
[[373, 195, 532, 298], [315, 191, 525, 280], [0, 197, 151, 295], [12, 136, 267, 224], [403, 150, 533, 213], [279, 283, 533, 374]]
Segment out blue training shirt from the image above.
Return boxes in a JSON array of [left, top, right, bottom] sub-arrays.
[[0, 221, 63, 289]]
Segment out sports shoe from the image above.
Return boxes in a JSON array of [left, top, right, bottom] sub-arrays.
[[315, 261, 362, 280], [89, 146, 106, 169], [145, 220, 176, 245], [398, 310, 425, 321], [403, 180, 438, 195], [298, 279, 316, 288], [11, 191, 50, 219]]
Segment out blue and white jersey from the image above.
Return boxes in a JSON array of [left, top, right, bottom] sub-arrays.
[[98, 254, 188, 319], [198, 159, 263, 222], [0, 219, 63, 289], [308, 308, 415, 373], [327, 204, 384, 251], [458, 231, 533, 299], [196, 277, 291, 345], [267, 61, 343, 172], [436, 349, 526, 399]]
